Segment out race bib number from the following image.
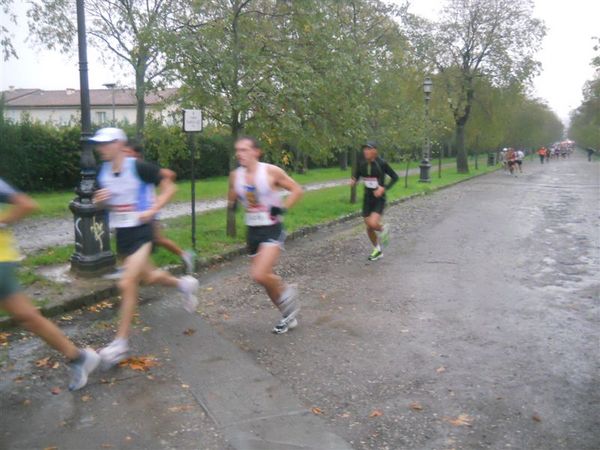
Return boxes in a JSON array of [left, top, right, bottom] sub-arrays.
[[110, 211, 140, 228], [245, 211, 274, 227], [364, 177, 379, 189]]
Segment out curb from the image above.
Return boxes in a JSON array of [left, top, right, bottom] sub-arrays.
[[0, 167, 498, 329]]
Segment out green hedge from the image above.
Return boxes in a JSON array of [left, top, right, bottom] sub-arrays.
[[0, 115, 232, 192]]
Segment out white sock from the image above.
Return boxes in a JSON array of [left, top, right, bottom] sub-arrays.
[[375, 244, 381, 252]]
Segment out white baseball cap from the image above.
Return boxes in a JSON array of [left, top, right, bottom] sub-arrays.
[[89, 127, 127, 143]]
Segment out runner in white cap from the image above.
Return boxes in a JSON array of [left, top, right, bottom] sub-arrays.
[[91, 128, 199, 368]]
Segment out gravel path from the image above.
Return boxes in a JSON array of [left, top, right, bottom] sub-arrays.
[[14, 165, 448, 254]]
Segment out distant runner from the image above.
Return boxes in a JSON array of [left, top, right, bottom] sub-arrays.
[[0, 178, 100, 390], [537, 147, 546, 164], [351, 142, 399, 261], [91, 128, 199, 368], [515, 149, 525, 173], [227, 136, 303, 334]]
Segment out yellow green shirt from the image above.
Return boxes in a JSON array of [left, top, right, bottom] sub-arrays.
[[0, 178, 20, 262]]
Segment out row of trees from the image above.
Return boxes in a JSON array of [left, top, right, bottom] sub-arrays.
[[568, 37, 599, 150], [11, 0, 561, 168]]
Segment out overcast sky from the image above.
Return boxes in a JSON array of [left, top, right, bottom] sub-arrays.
[[1, 0, 598, 125]]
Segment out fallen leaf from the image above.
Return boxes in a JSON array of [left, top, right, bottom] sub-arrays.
[[183, 328, 196, 336], [340, 412, 351, 418], [141, 326, 151, 332], [369, 409, 384, 418], [320, 294, 327, 300], [81, 395, 92, 402], [43, 447, 58, 450], [311, 407, 324, 415], [168, 404, 195, 413], [436, 366, 446, 373], [118, 355, 159, 372], [443, 414, 473, 427], [532, 413, 541, 422], [51, 362, 60, 369], [50, 386, 62, 395], [13, 376, 25, 384], [181, 384, 190, 389], [35, 356, 51, 368], [206, 287, 213, 291], [88, 300, 113, 313], [101, 445, 113, 449], [409, 402, 423, 411], [0, 331, 11, 345], [23, 399, 31, 406], [125, 436, 133, 442], [222, 313, 230, 320], [60, 315, 73, 321]]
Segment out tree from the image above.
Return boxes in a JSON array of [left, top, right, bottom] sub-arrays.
[[403, 0, 545, 172], [1, 0, 17, 60], [169, 0, 280, 236], [27, 0, 183, 138]]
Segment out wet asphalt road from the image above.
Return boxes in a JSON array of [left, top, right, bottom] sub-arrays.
[[1, 154, 598, 449]]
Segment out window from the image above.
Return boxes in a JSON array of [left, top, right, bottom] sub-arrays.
[[96, 111, 107, 124]]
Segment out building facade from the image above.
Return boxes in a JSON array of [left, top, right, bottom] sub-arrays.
[[1, 87, 179, 126]]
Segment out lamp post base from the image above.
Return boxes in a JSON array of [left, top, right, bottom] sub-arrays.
[[69, 198, 115, 277], [419, 159, 432, 183]]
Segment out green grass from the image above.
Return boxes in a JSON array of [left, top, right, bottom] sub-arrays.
[[21, 163, 496, 269], [29, 159, 457, 218]]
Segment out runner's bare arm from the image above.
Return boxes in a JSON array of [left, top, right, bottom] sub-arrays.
[[272, 166, 303, 209], [0, 193, 39, 225], [227, 172, 237, 210], [160, 168, 177, 181]]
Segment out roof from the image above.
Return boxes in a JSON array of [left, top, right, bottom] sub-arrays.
[[2, 88, 179, 108]]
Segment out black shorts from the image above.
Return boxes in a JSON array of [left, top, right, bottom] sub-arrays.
[[116, 224, 154, 257], [516, 160, 522, 166], [362, 193, 386, 217], [246, 223, 285, 257]]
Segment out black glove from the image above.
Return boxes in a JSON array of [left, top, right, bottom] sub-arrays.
[[270, 206, 287, 216]]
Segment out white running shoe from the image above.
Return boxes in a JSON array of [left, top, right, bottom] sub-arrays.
[[181, 250, 196, 274], [273, 317, 298, 334], [179, 275, 199, 313], [68, 348, 101, 391], [99, 339, 129, 370]]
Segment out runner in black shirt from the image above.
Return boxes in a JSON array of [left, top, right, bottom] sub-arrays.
[[351, 142, 398, 260]]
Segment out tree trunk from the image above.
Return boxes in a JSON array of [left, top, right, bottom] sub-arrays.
[[339, 148, 348, 170], [455, 123, 469, 173], [350, 148, 357, 204], [301, 153, 308, 174], [226, 118, 242, 238], [134, 62, 146, 140]]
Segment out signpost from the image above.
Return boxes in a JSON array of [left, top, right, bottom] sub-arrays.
[[183, 109, 203, 250]]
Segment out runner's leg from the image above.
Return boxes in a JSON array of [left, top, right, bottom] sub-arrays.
[[116, 242, 152, 339], [250, 243, 283, 305], [2, 293, 79, 360], [153, 221, 183, 257]]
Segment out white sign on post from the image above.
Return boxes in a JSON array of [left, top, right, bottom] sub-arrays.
[[183, 109, 203, 132]]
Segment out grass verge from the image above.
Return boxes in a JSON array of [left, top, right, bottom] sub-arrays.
[[28, 159, 457, 218]]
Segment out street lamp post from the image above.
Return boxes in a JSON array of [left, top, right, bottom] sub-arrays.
[[103, 82, 116, 125], [419, 77, 433, 183], [69, 0, 115, 276]]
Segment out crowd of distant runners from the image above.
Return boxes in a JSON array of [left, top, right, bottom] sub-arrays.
[[0, 128, 591, 391]]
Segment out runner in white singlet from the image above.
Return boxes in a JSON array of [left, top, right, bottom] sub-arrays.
[[227, 136, 303, 334]]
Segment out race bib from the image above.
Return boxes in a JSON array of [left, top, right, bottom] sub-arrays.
[[110, 211, 140, 228], [364, 177, 379, 189], [245, 211, 274, 227]]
